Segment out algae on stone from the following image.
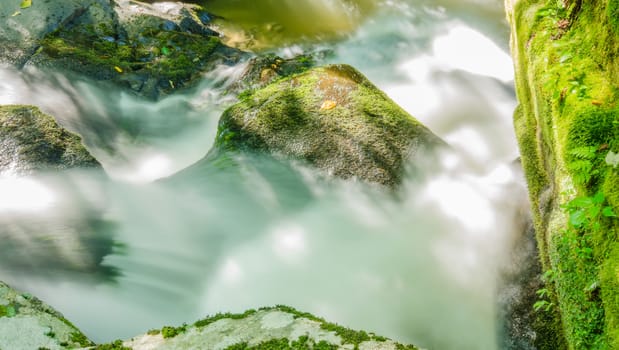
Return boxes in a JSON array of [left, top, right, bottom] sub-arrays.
[[506, 0, 619, 348], [211, 64, 445, 187]]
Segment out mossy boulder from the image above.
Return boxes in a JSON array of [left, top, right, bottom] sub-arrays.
[[506, 0, 619, 348], [211, 64, 445, 187], [0, 105, 99, 176], [103, 306, 418, 350], [17, 0, 247, 99], [0, 280, 93, 349]]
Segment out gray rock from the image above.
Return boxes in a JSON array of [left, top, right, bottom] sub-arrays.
[[114, 306, 419, 350], [211, 64, 445, 187], [0, 280, 93, 349], [0, 105, 99, 176]]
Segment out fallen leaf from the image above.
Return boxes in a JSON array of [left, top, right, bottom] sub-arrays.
[[320, 100, 337, 111], [20, 0, 31, 9], [591, 99, 603, 106], [11, 11, 21, 16], [114, 66, 123, 73]]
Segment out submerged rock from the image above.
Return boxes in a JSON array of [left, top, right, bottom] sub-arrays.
[[0, 105, 99, 176], [0, 280, 93, 349], [210, 64, 445, 186], [2, 0, 247, 99], [109, 306, 418, 350]]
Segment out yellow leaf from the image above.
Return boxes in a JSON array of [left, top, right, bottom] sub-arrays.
[[20, 0, 31, 9], [11, 11, 21, 16], [114, 66, 123, 73], [320, 100, 337, 111]]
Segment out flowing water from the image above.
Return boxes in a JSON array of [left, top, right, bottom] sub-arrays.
[[0, 0, 525, 349]]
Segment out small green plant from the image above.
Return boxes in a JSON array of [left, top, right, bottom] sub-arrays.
[[567, 146, 599, 185], [534, 271, 557, 313], [161, 323, 187, 339], [567, 74, 588, 98], [534, 299, 555, 312], [534, 287, 554, 312], [562, 192, 616, 230]]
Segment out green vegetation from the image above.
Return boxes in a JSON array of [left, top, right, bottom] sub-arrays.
[[70, 331, 94, 347], [214, 64, 442, 186], [94, 339, 132, 350], [0, 304, 16, 318], [0, 105, 99, 170], [39, 17, 222, 95], [224, 336, 338, 350], [154, 306, 415, 349], [508, 0, 619, 348], [161, 323, 187, 339]]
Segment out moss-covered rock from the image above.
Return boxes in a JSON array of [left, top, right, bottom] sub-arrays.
[[211, 64, 445, 187], [506, 0, 619, 348], [0, 280, 93, 349], [17, 0, 247, 99], [106, 306, 418, 350], [0, 105, 99, 176]]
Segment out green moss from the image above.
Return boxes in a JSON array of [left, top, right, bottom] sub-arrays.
[[70, 331, 94, 347], [0, 304, 15, 318], [192, 306, 413, 348], [509, 0, 619, 348], [161, 323, 187, 339], [194, 309, 257, 328], [608, 0, 619, 32], [214, 65, 442, 186], [94, 340, 132, 350], [224, 336, 338, 350], [39, 21, 222, 93], [0, 105, 99, 169]]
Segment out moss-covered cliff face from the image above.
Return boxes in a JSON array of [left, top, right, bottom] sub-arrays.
[[506, 0, 619, 348]]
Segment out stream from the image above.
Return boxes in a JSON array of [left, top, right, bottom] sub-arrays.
[[0, 0, 525, 349]]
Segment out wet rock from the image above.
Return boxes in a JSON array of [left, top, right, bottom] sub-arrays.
[[8, 0, 248, 99], [0, 105, 99, 176], [0, 280, 93, 349], [228, 53, 319, 94], [0, 0, 97, 67], [210, 64, 445, 187]]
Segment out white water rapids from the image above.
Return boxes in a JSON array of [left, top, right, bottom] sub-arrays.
[[0, 0, 526, 349]]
